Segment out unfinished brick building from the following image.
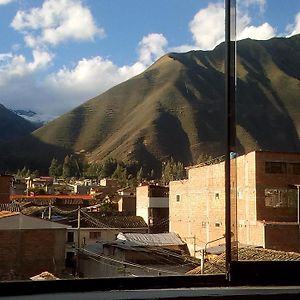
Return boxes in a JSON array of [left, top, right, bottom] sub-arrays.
[[0, 175, 13, 204], [169, 151, 300, 256], [136, 184, 169, 233]]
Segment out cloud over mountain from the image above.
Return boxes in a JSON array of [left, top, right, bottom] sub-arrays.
[[11, 0, 104, 48]]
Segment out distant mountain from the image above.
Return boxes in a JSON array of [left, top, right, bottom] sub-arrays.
[[12, 109, 52, 126], [1, 35, 300, 172], [12, 109, 37, 118], [0, 104, 39, 142]]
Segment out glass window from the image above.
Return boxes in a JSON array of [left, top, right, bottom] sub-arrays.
[[67, 232, 74, 243], [89, 231, 101, 240], [265, 162, 287, 174]]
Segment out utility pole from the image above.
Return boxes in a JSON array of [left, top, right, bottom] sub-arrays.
[[77, 206, 81, 277], [48, 202, 52, 220]]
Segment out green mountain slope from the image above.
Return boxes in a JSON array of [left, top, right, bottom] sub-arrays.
[[1, 35, 300, 172]]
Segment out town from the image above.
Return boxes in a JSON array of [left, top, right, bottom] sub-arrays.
[[1, 149, 300, 280]]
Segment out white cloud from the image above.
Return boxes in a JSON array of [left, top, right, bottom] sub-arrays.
[[0, 0, 13, 5], [238, 22, 275, 40], [44, 32, 167, 113], [11, 0, 104, 48], [239, 0, 266, 14], [189, 3, 225, 50], [0, 31, 166, 116], [138, 33, 168, 65], [286, 12, 300, 37], [0, 50, 53, 85], [0, 53, 13, 61], [188, 2, 275, 50], [43, 58, 145, 114]]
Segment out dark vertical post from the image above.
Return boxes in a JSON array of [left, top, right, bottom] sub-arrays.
[[225, 0, 236, 281], [297, 186, 300, 225]]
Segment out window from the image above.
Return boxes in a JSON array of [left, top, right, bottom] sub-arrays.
[[265, 188, 297, 208], [265, 162, 287, 174], [176, 194, 181, 202], [89, 231, 101, 240], [67, 232, 74, 243], [289, 163, 300, 175], [215, 222, 221, 227], [215, 193, 220, 200], [237, 191, 243, 200]]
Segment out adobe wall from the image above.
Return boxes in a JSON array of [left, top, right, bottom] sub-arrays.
[[0, 228, 66, 280], [169, 152, 263, 256], [136, 186, 150, 224]]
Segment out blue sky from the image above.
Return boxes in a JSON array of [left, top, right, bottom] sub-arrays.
[[1, 0, 300, 121]]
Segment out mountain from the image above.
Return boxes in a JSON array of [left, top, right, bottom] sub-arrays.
[[1, 35, 300, 172], [12, 109, 55, 125], [0, 104, 39, 142]]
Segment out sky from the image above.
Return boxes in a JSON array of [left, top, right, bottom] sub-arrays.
[[1, 0, 300, 121]]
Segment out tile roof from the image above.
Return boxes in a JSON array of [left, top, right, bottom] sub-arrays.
[[187, 247, 300, 275], [61, 212, 148, 229], [10, 194, 94, 200], [0, 211, 19, 218], [80, 214, 148, 229]]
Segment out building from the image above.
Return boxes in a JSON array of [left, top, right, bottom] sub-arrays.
[[64, 213, 148, 271], [113, 187, 136, 214], [169, 151, 300, 256], [26, 176, 54, 194], [187, 246, 300, 275], [80, 232, 195, 278], [0, 211, 69, 280], [0, 175, 13, 204], [99, 178, 121, 188], [136, 184, 169, 233]]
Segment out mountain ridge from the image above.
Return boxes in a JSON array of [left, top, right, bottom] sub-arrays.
[[1, 35, 300, 172]]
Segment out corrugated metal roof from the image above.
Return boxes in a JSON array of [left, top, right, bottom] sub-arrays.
[[117, 232, 186, 246]]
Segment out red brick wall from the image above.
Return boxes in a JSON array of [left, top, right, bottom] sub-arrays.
[[170, 151, 300, 256], [255, 151, 300, 222], [264, 224, 300, 252], [0, 176, 12, 203], [0, 229, 66, 280]]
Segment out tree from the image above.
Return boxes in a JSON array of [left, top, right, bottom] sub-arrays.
[[136, 167, 144, 184], [49, 158, 62, 177], [62, 155, 80, 178], [62, 155, 72, 178], [161, 158, 186, 184], [112, 164, 127, 186], [100, 158, 118, 178]]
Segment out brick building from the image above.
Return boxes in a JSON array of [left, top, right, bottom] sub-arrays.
[[169, 151, 300, 256], [0, 175, 13, 203], [0, 211, 69, 280], [136, 184, 169, 233]]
